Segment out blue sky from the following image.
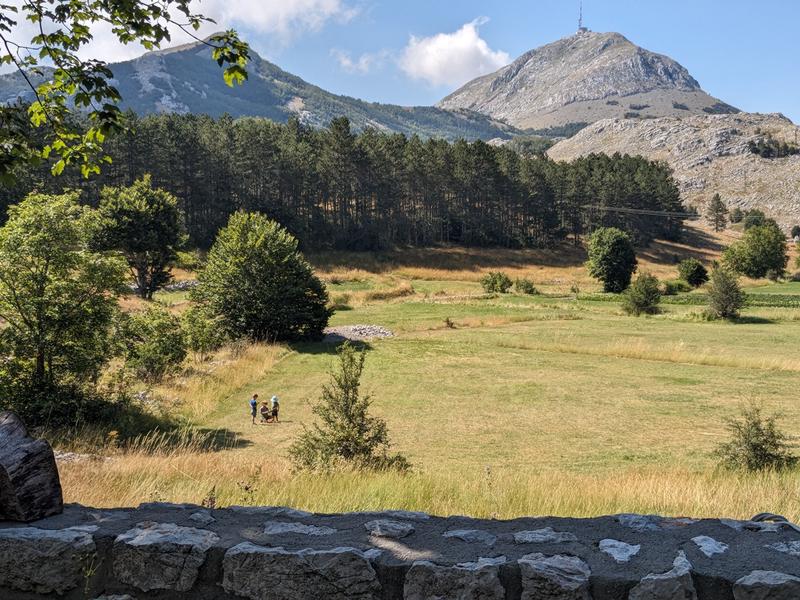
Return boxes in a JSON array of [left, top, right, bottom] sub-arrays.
[[229, 0, 800, 122]]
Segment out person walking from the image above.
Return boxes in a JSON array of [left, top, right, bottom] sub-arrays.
[[249, 393, 259, 425]]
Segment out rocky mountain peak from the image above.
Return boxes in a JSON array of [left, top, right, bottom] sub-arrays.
[[438, 31, 735, 132]]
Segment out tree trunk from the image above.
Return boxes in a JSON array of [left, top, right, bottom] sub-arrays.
[[0, 411, 63, 522]]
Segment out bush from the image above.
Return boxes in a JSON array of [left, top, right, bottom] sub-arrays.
[[677, 258, 709, 287], [706, 267, 745, 320], [289, 342, 409, 472], [662, 279, 692, 295], [175, 249, 206, 271], [514, 278, 538, 295], [716, 405, 797, 472], [729, 207, 744, 224], [742, 209, 767, 230], [181, 305, 227, 361], [481, 271, 512, 294], [586, 227, 638, 293], [791, 225, 800, 239], [622, 273, 661, 315], [121, 307, 187, 382], [724, 223, 788, 280], [194, 212, 331, 341]]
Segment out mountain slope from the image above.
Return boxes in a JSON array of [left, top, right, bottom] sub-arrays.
[[548, 113, 800, 229], [439, 31, 738, 131], [0, 41, 519, 142]]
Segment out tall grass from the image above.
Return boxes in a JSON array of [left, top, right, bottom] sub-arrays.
[[58, 453, 800, 521], [154, 343, 286, 420]]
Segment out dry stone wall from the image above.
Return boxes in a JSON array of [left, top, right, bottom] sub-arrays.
[[0, 503, 799, 599]]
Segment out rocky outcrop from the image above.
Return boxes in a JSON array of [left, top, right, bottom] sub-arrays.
[[0, 504, 799, 598], [439, 31, 734, 130], [0, 411, 63, 522], [548, 112, 800, 229]]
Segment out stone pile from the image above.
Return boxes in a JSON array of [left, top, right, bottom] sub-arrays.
[[1, 503, 799, 599]]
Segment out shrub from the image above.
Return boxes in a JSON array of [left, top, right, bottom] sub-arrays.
[[289, 343, 409, 472], [742, 209, 767, 230], [706, 267, 745, 320], [622, 273, 661, 315], [729, 207, 744, 224], [662, 279, 692, 296], [677, 258, 709, 287], [175, 249, 206, 271], [514, 278, 539, 295], [724, 223, 788, 280], [672, 102, 689, 110], [194, 212, 330, 341], [586, 227, 638, 293], [481, 271, 513, 294], [716, 405, 797, 472], [791, 225, 800, 239], [121, 307, 187, 382], [181, 305, 227, 361]]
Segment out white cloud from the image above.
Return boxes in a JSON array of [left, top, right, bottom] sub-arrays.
[[399, 17, 510, 88], [331, 48, 389, 74]]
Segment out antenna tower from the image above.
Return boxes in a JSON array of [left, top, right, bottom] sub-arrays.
[[577, 1, 588, 33]]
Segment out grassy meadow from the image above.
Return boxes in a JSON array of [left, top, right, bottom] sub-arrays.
[[57, 227, 800, 521]]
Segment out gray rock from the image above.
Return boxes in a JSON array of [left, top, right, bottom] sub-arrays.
[[384, 509, 430, 521], [0, 411, 63, 522], [766, 540, 800, 557], [721, 519, 785, 533], [364, 518, 415, 538], [518, 553, 591, 600], [263, 521, 336, 536], [228, 505, 313, 518], [404, 559, 505, 600], [0, 526, 95, 594], [617, 514, 696, 532], [188, 510, 215, 526], [443, 528, 497, 546], [692, 535, 728, 558], [222, 543, 381, 600], [599, 538, 641, 563], [629, 551, 697, 600], [514, 527, 578, 544], [112, 521, 219, 592], [93, 596, 136, 600], [734, 570, 800, 600]]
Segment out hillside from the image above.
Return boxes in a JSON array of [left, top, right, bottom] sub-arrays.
[[548, 112, 800, 228], [0, 41, 519, 142], [439, 31, 737, 131]]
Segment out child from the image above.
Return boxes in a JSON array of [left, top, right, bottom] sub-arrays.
[[260, 401, 273, 423], [249, 393, 259, 425], [271, 395, 280, 423]]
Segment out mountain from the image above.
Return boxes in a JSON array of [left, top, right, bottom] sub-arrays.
[[438, 31, 738, 132], [0, 40, 520, 142], [548, 113, 800, 229]]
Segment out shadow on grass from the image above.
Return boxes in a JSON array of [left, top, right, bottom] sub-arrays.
[[733, 316, 775, 325], [289, 339, 374, 355]]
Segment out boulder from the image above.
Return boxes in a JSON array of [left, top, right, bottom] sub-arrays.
[[733, 571, 800, 600], [404, 559, 506, 600], [443, 528, 497, 546], [0, 411, 63, 522], [0, 526, 96, 594], [514, 527, 578, 544], [364, 518, 415, 539], [628, 551, 697, 600], [112, 521, 219, 592], [222, 543, 381, 600], [518, 553, 591, 600]]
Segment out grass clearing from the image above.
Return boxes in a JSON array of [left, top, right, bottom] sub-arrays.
[[56, 225, 800, 520]]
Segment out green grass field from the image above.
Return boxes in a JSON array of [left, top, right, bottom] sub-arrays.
[[59, 260, 800, 519]]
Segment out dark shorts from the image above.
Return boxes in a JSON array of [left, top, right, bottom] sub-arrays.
[[250, 406, 257, 417], [272, 408, 279, 417]]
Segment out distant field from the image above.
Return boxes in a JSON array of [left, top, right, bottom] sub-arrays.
[[57, 227, 800, 520]]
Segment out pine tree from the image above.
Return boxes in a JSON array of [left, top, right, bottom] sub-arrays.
[[289, 343, 409, 471], [707, 193, 728, 232]]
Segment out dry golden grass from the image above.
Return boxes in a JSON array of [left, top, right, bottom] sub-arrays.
[[58, 452, 800, 521], [152, 343, 286, 420]]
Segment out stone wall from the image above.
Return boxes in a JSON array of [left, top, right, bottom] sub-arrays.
[[1, 503, 799, 599]]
